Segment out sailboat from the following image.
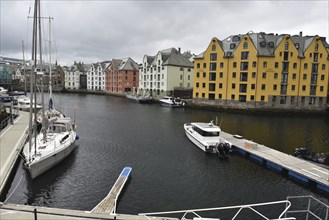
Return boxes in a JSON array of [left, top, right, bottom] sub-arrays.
[[22, 0, 77, 179]]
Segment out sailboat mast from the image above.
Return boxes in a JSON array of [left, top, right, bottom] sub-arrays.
[[22, 41, 27, 94], [49, 16, 53, 110]]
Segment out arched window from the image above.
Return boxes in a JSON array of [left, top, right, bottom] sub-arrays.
[[243, 42, 248, 49], [212, 44, 216, 51], [315, 43, 318, 52]]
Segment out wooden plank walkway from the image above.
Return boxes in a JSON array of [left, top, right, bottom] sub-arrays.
[[91, 167, 132, 214], [221, 131, 329, 192], [0, 111, 29, 195]]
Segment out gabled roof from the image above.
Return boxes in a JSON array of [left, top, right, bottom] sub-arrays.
[[118, 57, 139, 71], [160, 48, 194, 68]]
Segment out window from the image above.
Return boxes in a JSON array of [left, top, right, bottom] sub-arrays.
[[251, 95, 254, 101], [241, 52, 249, 60], [261, 84, 266, 90], [315, 43, 318, 52], [220, 72, 223, 78], [218, 94, 222, 99], [284, 42, 289, 50], [275, 62, 279, 68], [232, 83, 236, 89], [252, 61, 257, 67], [274, 73, 278, 79], [252, 72, 256, 78], [202, 83, 206, 88], [239, 84, 247, 93], [240, 62, 248, 70], [243, 42, 248, 49], [197, 63, 200, 68], [303, 74, 307, 80], [231, 94, 235, 100], [302, 85, 306, 91], [210, 63, 217, 71], [209, 72, 216, 81], [291, 97, 295, 104], [280, 96, 286, 104], [203, 63, 206, 68], [233, 62, 237, 68], [262, 72, 266, 78], [209, 83, 215, 91], [220, 62, 224, 68], [203, 72, 206, 78], [263, 62, 267, 68], [322, 64, 326, 70], [304, 63, 308, 69], [196, 72, 200, 78], [240, 72, 248, 81], [320, 86, 324, 92], [293, 63, 297, 68], [251, 84, 255, 90], [212, 44, 216, 51], [210, 53, 217, 61], [273, 85, 277, 90], [232, 72, 236, 78], [291, 85, 295, 91], [219, 83, 223, 89], [292, 73, 296, 79], [321, 75, 325, 81], [230, 43, 236, 49], [261, 96, 265, 101]]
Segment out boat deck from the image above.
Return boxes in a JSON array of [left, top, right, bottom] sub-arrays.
[[0, 111, 29, 195], [221, 131, 329, 193], [91, 167, 132, 214]]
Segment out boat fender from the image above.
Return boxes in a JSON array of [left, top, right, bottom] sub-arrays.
[[76, 135, 79, 140]]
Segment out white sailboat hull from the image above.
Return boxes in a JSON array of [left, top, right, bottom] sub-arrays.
[[24, 130, 77, 179]]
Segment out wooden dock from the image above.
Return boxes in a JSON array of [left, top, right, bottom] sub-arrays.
[[91, 167, 132, 214], [221, 131, 329, 193], [0, 111, 29, 196]]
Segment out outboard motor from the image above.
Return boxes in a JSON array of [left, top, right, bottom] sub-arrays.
[[224, 143, 231, 154], [217, 143, 227, 159]]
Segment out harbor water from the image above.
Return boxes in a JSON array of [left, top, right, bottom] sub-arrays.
[[4, 93, 329, 217]]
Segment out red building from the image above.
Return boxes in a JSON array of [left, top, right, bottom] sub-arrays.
[[105, 57, 140, 93]]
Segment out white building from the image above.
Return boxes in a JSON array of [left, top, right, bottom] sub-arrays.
[[64, 62, 88, 90], [86, 62, 110, 91], [139, 48, 194, 97]]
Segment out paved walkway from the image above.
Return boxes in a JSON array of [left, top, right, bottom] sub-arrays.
[[0, 111, 29, 195]]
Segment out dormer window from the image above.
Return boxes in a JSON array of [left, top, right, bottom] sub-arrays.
[[260, 41, 266, 47], [233, 35, 240, 42], [230, 43, 236, 49], [269, 42, 274, 48], [212, 44, 216, 51], [243, 42, 248, 49], [295, 43, 299, 49]]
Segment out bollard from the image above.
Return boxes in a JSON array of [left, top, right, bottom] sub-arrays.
[[34, 208, 37, 220]]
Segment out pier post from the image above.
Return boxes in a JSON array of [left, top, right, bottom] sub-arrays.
[[34, 208, 38, 220]]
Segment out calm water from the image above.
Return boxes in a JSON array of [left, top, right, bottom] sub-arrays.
[[4, 93, 329, 217]]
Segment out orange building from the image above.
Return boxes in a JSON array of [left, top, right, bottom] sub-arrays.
[[105, 57, 139, 94]]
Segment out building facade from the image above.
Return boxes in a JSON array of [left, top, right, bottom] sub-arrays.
[[105, 57, 139, 94], [193, 32, 329, 110], [64, 62, 88, 90], [87, 62, 110, 91], [139, 48, 194, 98]]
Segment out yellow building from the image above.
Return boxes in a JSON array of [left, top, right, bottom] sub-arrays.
[[193, 32, 329, 110]]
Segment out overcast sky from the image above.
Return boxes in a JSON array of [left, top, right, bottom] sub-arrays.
[[1, 0, 328, 66]]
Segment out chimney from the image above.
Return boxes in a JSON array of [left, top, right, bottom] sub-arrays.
[[299, 31, 303, 37], [178, 47, 181, 53]]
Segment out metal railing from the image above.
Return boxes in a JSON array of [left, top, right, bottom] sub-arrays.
[[285, 195, 329, 220], [139, 200, 293, 220]]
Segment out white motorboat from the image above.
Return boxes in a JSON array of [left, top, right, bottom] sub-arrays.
[[184, 121, 231, 156], [0, 87, 8, 95], [23, 0, 77, 179], [159, 96, 185, 108], [125, 92, 153, 104], [14, 96, 42, 111]]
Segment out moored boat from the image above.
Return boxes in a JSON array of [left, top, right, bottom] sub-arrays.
[[125, 92, 153, 104], [159, 96, 185, 108], [184, 121, 231, 157]]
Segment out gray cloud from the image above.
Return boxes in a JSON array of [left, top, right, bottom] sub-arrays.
[[1, 0, 328, 66]]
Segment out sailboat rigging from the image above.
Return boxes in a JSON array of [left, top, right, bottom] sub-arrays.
[[22, 0, 78, 179]]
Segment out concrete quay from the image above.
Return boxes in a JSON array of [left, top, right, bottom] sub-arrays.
[[0, 111, 29, 196], [221, 131, 329, 193]]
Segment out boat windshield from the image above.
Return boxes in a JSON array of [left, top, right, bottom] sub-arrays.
[[193, 125, 220, 137]]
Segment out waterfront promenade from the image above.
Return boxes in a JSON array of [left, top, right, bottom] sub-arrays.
[[0, 111, 29, 196]]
